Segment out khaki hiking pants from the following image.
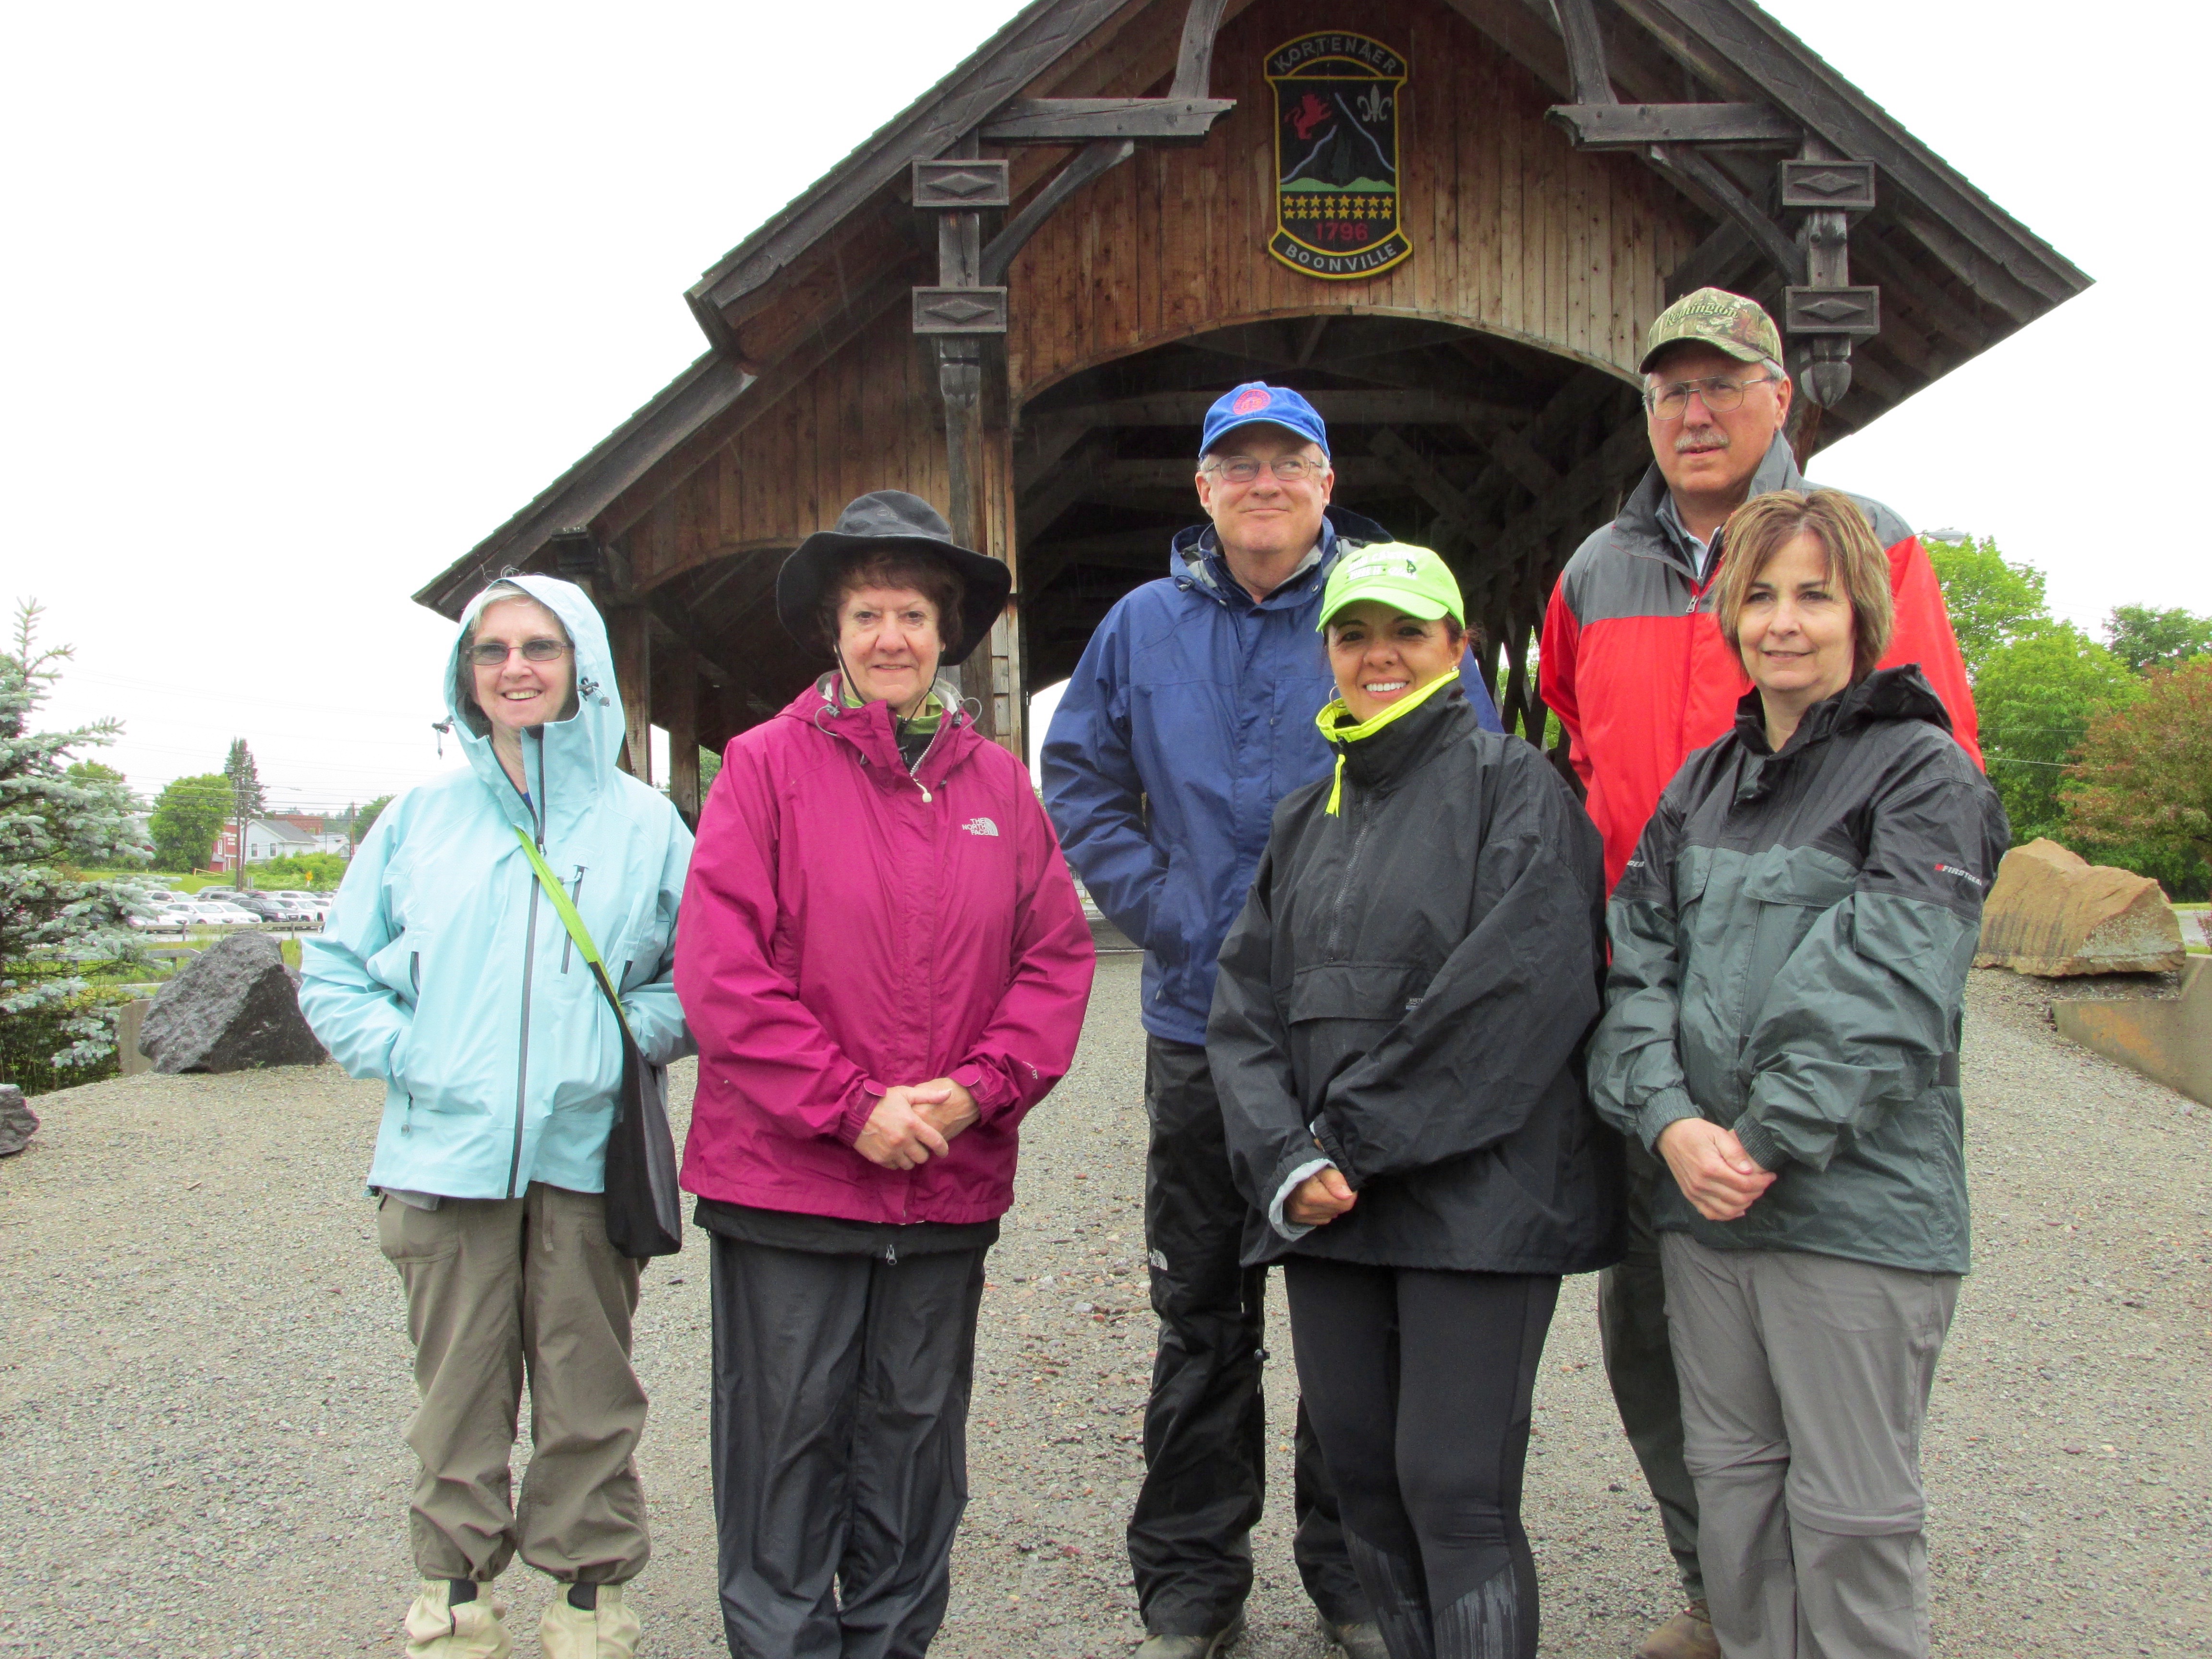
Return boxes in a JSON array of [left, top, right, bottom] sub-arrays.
[[378, 1184, 650, 1585], [1662, 1234, 1958, 1659]]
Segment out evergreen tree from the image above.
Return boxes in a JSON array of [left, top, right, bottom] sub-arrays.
[[223, 736, 266, 820], [0, 601, 151, 1079]]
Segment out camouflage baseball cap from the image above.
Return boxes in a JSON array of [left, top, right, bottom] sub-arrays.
[[1639, 287, 1783, 373]]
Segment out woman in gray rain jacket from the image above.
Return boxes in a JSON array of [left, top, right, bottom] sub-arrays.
[[1588, 490, 2008, 1659], [302, 575, 693, 1659]]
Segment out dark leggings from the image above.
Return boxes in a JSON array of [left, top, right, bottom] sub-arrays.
[[1284, 1258, 1559, 1659]]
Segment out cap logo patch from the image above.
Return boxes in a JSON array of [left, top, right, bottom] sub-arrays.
[[1233, 386, 1271, 416]]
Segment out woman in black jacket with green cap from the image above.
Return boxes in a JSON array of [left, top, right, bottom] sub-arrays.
[[1209, 542, 1619, 1659]]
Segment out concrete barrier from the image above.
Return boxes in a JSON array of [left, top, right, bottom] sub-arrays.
[[116, 999, 156, 1076], [2052, 958, 2211, 1107]]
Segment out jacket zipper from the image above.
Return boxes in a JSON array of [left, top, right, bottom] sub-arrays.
[[561, 869, 587, 971], [1323, 783, 1380, 960], [409, 952, 419, 996], [509, 730, 546, 1201]]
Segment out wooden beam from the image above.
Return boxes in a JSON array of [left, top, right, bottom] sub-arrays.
[[414, 355, 753, 616], [1549, 101, 1796, 149], [1665, 221, 1759, 301], [1096, 457, 1396, 492], [978, 97, 1234, 144], [982, 139, 1137, 286], [1846, 225, 1993, 355], [1171, 0, 1231, 95], [664, 641, 701, 829], [1024, 387, 1528, 433], [1548, 0, 1617, 106], [610, 607, 652, 781], [690, 0, 1143, 314], [1370, 428, 1486, 545], [1610, 0, 2087, 310], [1644, 144, 1803, 285]]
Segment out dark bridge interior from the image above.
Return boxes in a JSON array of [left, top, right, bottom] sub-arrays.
[[1014, 314, 1647, 733]]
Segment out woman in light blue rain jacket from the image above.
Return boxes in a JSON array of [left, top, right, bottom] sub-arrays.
[[301, 574, 691, 1659]]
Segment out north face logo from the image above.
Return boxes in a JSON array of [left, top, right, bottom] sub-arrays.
[[962, 817, 1000, 837]]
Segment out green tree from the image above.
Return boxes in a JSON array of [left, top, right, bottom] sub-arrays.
[[223, 737, 265, 820], [149, 774, 233, 871], [2064, 660, 2212, 896], [0, 601, 149, 1086], [353, 793, 395, 846], [1925, 534, 2048, 679], [2104, 604, 2212, 675], [1973, 623, 2138, 839]]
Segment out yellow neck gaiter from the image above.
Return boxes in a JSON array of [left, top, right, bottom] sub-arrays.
[[1314, 669, 1461, 816]]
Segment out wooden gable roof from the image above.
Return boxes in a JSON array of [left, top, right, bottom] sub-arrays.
[[417, 0, 2086, 617]]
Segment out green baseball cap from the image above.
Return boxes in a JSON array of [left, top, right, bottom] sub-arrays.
[[1318, 542, 1465, 631], [1639, 287, 1784, 373]]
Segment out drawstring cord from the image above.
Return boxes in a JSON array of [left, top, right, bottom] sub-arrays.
[[1314, 669, 1461, 817]]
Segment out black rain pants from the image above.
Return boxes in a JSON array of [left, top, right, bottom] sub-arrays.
[[1284, 1257, 1559, 1659], [707, 1232, 986, 1659], [1130, 1034, 1367, 1636]]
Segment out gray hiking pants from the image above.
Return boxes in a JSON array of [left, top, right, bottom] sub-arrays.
[[1661, 1234, 1958, 1659], [1598, 1139, 1704, 1601], [377, 1185, 650, 1585]]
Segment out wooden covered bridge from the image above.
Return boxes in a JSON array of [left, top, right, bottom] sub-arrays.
[[416, 0, 2085, 823]]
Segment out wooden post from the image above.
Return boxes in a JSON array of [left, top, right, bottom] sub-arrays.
[[610, 607, 652, 781], [665, 640, 700, 828]]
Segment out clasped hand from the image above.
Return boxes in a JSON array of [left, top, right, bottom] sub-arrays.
[[1655, 1118, 1774, 1221], [1286, 1165, 1358, 1228], [854, 1078, 981, 1171]]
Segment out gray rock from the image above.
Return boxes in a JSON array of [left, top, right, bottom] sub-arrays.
[[0, 1083, 37, 1155], [138, 932, 329, 1074]]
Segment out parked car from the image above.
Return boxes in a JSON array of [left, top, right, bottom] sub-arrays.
[[126, 905, 189, 935], [183, 901, 259, 927], [217, 890, 286, 921]]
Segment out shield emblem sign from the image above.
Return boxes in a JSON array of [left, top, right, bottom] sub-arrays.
[[1266, 32, 1411, 280]]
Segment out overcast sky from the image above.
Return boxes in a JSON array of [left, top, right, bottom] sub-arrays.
[[8, 0, 2200, 812]]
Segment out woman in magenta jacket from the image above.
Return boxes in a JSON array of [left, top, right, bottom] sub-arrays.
[[674, 490, 1095, 1659]]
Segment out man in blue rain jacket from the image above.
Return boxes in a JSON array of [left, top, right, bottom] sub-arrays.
[[1043, 385, 1502, 1659]]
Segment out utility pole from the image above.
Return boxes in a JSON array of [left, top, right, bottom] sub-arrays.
[[233, 776, 249, 892]]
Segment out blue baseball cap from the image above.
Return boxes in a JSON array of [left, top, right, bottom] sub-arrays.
[[1199, 382, 1330, 459]]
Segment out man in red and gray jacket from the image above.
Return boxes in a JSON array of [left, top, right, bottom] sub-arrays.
[[1540, 288, 1979, 1659]]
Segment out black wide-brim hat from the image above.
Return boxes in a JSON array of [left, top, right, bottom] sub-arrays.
[[776, 490, 1011, 667]]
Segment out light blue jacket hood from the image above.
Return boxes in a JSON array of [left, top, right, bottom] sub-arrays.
[[301, 574, 695, 1199]]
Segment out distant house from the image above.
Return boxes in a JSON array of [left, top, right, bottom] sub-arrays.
[[209, 815, 351, 870]]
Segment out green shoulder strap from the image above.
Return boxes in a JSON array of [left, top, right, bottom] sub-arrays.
[[513, 825, 634, 1042]]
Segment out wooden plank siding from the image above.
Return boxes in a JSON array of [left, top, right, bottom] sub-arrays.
[[1004, 0, 1702, 403]]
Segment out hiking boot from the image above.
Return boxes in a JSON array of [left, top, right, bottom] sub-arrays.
[[1633, 1600, 1717, 1659], [1318, 1613, 1391, 1659], [402, 1581, 512, 1659], [540, 1583, 640, 1659], [1135, 1612, 1247, 1658]]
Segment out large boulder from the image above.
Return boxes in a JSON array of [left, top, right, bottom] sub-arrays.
[[138, 932, 329, 1073], [1974, 838, 2186, 977], [0, 1084, 37, 1156]]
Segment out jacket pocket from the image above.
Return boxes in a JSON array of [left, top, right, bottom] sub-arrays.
[[1286, 962, 1428, 1025]]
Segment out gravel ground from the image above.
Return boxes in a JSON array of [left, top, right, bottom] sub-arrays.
[[2, 958, 2206, 1657]]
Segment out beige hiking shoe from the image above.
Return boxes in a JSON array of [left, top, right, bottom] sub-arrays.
[[540, 1583, 640, 1659], [1633, 1599, 1717, 1659], [403, 1580, 513, 1659]]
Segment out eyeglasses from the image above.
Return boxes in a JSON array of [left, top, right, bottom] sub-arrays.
[[1202, 455, 1327, 484], [1643, 373, 1780, 421], [467, 637, 569, 667]]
